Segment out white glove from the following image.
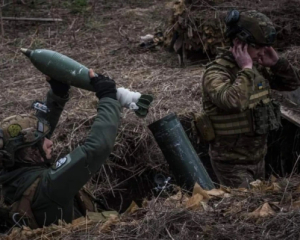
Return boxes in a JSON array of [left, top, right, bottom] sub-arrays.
[[116, 87, 141, 109]]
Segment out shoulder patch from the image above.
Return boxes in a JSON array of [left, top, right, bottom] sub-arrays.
[[54, 157, 67, 169], [8, 124, 22, 137]]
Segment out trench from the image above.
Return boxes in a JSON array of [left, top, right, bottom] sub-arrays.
[[97, 114, 300, 213]]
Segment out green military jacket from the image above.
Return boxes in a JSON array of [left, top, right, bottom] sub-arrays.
[[0, 90, 121, 227]]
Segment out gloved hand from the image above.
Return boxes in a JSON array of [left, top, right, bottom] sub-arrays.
[[89, 69, 117, 100], [116, 87, 141, 109], [116, 88, 153, 117], [46, 76, 70, 98]]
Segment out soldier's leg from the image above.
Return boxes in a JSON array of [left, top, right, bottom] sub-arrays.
[[211, 159, 265, 188], [209, 134, 267, 188], [253, 157, 265, 180], [210, 160, 255, 188]]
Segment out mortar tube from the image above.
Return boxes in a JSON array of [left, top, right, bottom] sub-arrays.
[[148, 113, 214, 191]]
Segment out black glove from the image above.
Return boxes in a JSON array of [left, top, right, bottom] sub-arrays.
[[90, 74, 117, 100], [47, 78, 70, 98]]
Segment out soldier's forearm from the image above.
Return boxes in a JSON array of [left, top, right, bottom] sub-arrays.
[[270, 58, 300, 91], [36, 90, 69, 138], [205, 69, 255, 112]]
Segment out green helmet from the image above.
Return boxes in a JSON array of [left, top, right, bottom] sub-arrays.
[[225, 10, 276, 46], [0, 114, 50, 168]]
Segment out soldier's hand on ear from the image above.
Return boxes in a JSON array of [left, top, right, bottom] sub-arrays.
[[258, 46, 279, 67], [46, 76, 70, 98], [89, 69, 117, 100], [231, 38, 253, 70]]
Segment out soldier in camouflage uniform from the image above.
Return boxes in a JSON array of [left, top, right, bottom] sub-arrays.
[[0, 70, 122, 229], [201, 10, 300, 188]]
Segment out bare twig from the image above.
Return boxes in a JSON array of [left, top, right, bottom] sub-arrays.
[[165, 227, 175, 240], [0, 1, 13, 8], [0, 3, 4, 42], [280, 155, 300, 205], [102, 165, 116, 198], [2, 17, 63, 22]]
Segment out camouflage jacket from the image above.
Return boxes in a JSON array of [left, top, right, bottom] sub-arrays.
[[202, 48, 300, 116], [201, 48, 300, 163]]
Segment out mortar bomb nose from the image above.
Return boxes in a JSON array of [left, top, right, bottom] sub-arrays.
[[20, 48, 32, 57]]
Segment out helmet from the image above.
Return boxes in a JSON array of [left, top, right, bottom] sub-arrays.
[[0, 114, 50, 168], [225, 10, 276, 46]]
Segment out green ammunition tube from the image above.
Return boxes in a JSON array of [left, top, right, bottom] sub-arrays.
[[148, 113, 214, 190], [21, 48, 95, 91], [20, 48, 153, 117]]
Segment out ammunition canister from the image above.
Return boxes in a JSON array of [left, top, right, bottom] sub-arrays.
[[21, 48, 95, 91], [21, 48, 153, 117]]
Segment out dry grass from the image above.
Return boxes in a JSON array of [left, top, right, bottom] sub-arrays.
[[1, 0, 300, 239], [5, 176, 300, 239]]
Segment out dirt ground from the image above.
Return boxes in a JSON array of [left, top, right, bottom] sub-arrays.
[[1, 0, 300, 239]]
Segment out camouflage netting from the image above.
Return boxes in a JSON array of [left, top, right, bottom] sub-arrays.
[[165, 0, 300, 63]]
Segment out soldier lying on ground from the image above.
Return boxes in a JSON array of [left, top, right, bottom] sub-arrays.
[[200, 10, 300, 188], [0, 69, 121, 229]]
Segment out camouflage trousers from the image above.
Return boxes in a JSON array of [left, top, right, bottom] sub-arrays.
[[209, 134, 268, 188]]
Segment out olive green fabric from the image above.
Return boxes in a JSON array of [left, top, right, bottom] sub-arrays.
[[0, 167, 46, 205], [238, 10, 276, 46], [135, 94, 154, 118], [201, 48, 300, 187], [211, 152, 265, 188], [10, 178, 41, 229], [0, 90, 121, 227], [36, 89, 69, 138]]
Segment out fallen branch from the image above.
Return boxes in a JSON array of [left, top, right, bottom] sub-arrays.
[[0, 1, 13, 8], [0, 6, 3, 41], [2, 17, 63, 22]]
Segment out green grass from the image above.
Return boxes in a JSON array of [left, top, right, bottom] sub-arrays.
[[84, 16, 106, 31], [31, 38, 46, 49], [62, 0, 89, 14]]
